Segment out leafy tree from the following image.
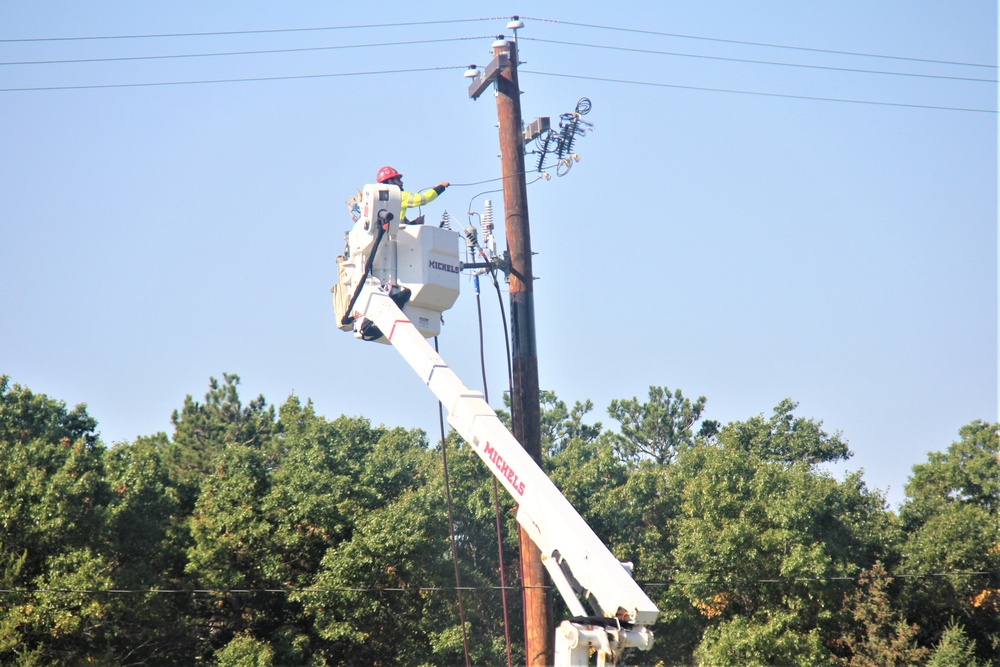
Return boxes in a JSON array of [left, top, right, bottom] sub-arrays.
[[607, 386, 714, 466], [693, 610, 829, 667], [182, 396, 370, 665], [720, 398, 850, 466], [903, 420, 999, 519], [101, 436, 197, 662], [0, 376, 98, 447], [10, 374, 996, 667], [299, 426, 460, 665], [542, 396, 627, 548], [837, 564, 928, 666], [167, 373, 277, 510], [0, 378, 195, 664], [538, 390, 602, 457], [0, 377, 105, 573], [899, 421, 1000, 665], [104, 436, 185, 584], [0, 378, 110, 664], [670, 402, 895, 665], [215, 632, 276, 667], [926, 621, 983, 667]]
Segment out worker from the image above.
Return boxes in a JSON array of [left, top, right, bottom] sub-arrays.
[[376, 166, 449, 225]]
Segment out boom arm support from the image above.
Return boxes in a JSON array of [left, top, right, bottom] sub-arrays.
[[350, 282, 659, 662], [335, 182, 658, 664]]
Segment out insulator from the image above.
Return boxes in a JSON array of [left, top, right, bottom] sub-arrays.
[[536, 131, 554, 172], [463, 225, 478, 248], [482, 200, 494, 235], [480, 199, 493, 248], [558, 110, 586, 160], [535, 99, 593, 171], [440, 210, 452, 230]]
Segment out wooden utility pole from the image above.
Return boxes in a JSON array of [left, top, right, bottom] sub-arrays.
[[469, 36, 552, 666], [494, 36, 551, 667]]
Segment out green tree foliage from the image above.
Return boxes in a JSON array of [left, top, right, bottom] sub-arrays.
[[903, 420, 999, 518], [668, 402, 895, 665], [538, 390, 602, 457], [0, 377, 108, 664], [926, 621, 983, 667], [720, 398, 851, 466], [837, 564, 928, 666], [2, 374, 997, 666], [898, 421, 1000, 665], [693, 610, 829, 667], [0, 377, 193, 665], [607, 385, 714, 466], [215, 631, 276, 667], [167, 373, 278, 511]]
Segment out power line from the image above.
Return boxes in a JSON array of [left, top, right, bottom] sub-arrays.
[[5, 15, 990, 74], [0, 36, 494, 67], [0, 65, 467, 93], [643, 570, 997, 586], [522, 37, 998, 84], [522, 16, 997, 70], [0, 586, 525, 596], [0, 18, 506, 43], [0, 571, 991, 596], [520, 69, 998, 114], [0, 25, 990, 112]]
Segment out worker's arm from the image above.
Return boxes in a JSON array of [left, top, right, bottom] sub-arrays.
[[401, 182, 449, 209]]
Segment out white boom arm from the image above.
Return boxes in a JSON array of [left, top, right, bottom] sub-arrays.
[[334, 183, 659, 665]]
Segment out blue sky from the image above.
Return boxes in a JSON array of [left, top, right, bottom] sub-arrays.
[[2, 2, 996, 509]]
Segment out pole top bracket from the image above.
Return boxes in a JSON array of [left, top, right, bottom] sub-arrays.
[[468, 52, 509, 101]]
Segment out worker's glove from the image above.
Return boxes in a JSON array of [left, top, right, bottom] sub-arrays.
[[438, 181, 450, 190]]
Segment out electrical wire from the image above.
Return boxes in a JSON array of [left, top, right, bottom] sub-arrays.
[[463, 175, 549, 218], [0, 586, 529, 595], [521, 37, 999, 84], [467, 188, 504, 219], [0, 65, 468, 93], [9, 15, 988, 72], [471, 276, 515, 667], [17, 62, 986, 111], [521, 16, 998, 70], [6, 35, 985, 113], [452, 172, 522, 187], [0, 570, 990, 596], [0, 36, 495, 67], [434, 336, 472, 667], [520, 69, 998, 114], [0, 18, 507, 43], [495, 285, 514, 424], [641, 570, 999, 586]]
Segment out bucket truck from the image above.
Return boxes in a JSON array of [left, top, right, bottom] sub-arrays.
[[332, 183, 659, 665]]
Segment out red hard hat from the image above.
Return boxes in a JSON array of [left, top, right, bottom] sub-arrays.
[[377, 166, 403, 183]]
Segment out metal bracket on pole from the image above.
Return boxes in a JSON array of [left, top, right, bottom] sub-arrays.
[[468, 52, 509, 100]]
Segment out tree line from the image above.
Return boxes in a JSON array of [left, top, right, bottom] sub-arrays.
[[0, 374, 997, 666]]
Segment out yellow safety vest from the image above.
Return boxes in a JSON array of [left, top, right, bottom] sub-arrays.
[[400, 187, 441, 223]]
